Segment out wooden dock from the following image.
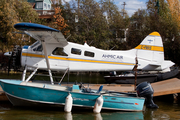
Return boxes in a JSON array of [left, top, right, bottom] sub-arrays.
[[152, 78, 180, 96], [82, 78, 180, 97], [0, 78, 180, 101]]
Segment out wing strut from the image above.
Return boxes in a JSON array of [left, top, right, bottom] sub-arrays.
[[42, 41, 54, 85]]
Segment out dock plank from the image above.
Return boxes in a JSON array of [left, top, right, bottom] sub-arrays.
[[89, 84, 135, 92], [151, 78, 180, 96]]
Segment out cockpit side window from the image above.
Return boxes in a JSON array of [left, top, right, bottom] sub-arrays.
[[31, 41, 40, 49], [52, 47, 68, 56], [71, 48, 81, 55], [31, 41, 43, 52]]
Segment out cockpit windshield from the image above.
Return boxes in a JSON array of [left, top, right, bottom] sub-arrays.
[[30, 41, 43, 52]]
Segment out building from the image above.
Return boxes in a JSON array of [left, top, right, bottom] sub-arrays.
[[27, 0, 54, 19], [27, 0, 52, 10]]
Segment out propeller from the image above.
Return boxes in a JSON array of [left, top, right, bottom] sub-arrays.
[[7, 45, 22, 75]]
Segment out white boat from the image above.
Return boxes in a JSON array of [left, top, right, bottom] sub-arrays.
[[104, 67, 179, 84]]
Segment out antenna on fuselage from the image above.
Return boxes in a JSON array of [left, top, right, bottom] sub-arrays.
[[66, 34, 71, 40], [89, 40, 93, 46], [110, 46, 115, 50]]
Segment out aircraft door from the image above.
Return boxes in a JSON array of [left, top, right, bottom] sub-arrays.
[[51, 47, 69, 70]]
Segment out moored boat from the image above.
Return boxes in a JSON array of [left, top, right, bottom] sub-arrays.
[[104, 67, 179, 84], [0, 79, 145, 111], [104, 73, 157, 84]]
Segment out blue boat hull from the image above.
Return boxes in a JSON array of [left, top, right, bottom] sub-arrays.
[[0, 79, 145, 111]]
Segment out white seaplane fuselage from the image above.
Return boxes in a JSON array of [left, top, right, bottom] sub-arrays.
[[20, 32, 174, 72]]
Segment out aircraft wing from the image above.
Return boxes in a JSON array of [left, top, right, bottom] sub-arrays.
[[14, 23, 68, 47]]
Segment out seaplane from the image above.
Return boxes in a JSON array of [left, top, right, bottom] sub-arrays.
[[15, 24, 174, 72], [1, 22, 173, 112]]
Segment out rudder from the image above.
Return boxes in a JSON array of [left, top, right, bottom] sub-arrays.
[[135, 32, 164, 64]]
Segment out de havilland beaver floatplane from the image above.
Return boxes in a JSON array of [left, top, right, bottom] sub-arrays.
[[0, 22, 174, 112]]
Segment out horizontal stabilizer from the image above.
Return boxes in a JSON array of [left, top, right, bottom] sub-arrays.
[[148, 60, 175, 71], [149, 63, 162, 66], [161, 60, 175, 70]]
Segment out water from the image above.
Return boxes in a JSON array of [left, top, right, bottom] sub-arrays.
[[0, 72, 180, 120]]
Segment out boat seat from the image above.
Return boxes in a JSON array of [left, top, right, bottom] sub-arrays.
[[44, 84, 68, 91], [20, 81, 44, 87], [20, 82, 69, 91], [96, 85, 103, 94], [72, 85, 80, 92]]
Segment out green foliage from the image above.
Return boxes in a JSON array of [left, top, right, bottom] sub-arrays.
[[146, 0, 180, 66], [0, 0, 18, 52], [127, 9, 148, 48], [59, 0, 127, 50], [0, 0, 39, 52], [15, 0, 39, 23]]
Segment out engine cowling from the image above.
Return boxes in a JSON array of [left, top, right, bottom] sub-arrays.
[[136, 81, 158, 108]]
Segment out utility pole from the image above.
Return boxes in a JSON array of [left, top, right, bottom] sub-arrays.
[[155, 0, 160, 14], [59, 0, 61, 5], [108, 0, 111, 19], [75, 0, 79, 31], [122, 2, 126, 17]]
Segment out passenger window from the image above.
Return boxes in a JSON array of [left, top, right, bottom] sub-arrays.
[[84, 51, 94, 57], [52, 47, 68, 56], [71, 48, 81, 55]]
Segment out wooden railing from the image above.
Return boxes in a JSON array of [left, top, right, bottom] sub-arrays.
[[36, 10, 55, 19]]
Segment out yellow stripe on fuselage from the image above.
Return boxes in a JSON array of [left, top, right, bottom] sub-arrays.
[[135, 45, 164, 52], [22, 53, 45, 58], [22, 53, 135, 66]]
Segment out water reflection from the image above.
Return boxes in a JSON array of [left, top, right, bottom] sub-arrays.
[[65, 112, 73, 120], [0, 72, 105, 84], [101, 112, 143, 120], [67, 111, 143, 120], [144, 100, 180, 120], [1, 95, 180, 120], [0, 102, 144, 120]]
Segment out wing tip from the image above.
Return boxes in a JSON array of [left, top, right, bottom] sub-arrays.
[[14, 22, 60, 32]]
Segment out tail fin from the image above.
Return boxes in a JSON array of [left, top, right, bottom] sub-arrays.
[[135, 32, 164, 64]]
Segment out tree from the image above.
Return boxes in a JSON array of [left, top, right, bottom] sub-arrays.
[[53, 7, 70, 35], [146, 0, 180, 65], [0, 0, 18, 52], [145, 0, 178, 37], [0, 0, 39, 52], [15, 0, 39, 23], [126, 9, 148, 49], [166, 0, 180, 30], [60, 0, 127, 50]]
